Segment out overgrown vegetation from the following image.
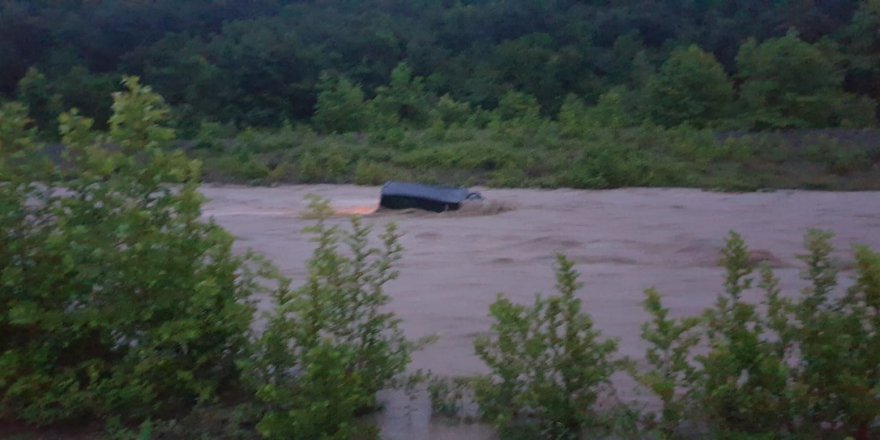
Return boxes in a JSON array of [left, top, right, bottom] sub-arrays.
[[4, 1, 880, 189], [428, 231, 879, 440], [472, 256, 621, 439], [242, 197, 429, 440], [2, 80, 879, 438], [4, 1, 880, 129], [0, 78, 256, 426], [189, 121, 880, 191], [636, 231, 880, 439], [0, 80, 423, 439]]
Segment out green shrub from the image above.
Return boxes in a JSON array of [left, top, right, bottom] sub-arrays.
[[194, 120, 237, 150], [557, 94, 589, 138], [244, 197, 427, 439], [789, 232, 880, 439], [432, 94, 473, 127], [695, 232, 792, 436], [203, 152, 270, 182], [234, 123, 313, 153], [254, 342, 373, 440], [367, 126, 407, 149], [557, 147, 651, 189], [426, 375, 474, 419], [312, 73, 369, 134], [354, 160, 398, 185], [489, 166, 529, 187], [639, 231, 880, 439], [828, 149, 873, 175], [473, 255, 621, 439], [635, 289, 702, 436], [583, 90, 638, 129], [292, 149, 353, 183], [0, 78, 257, 425], [644, 45, 735, 128], [369, 63, 432, 130]]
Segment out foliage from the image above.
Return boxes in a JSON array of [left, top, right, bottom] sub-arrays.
[[558, 90, 637, 137], [192, 122, 880, 191], [432, 94, 474, 128], [637, 231, 880, 439], [473, 255, 620, 439], [788, 232, 880, 439], [636, 288, 701, 436], [0, 77, 257, 425], [243, 196, 425, 440], [644, 45, 735, 128], [15, 67, 61, 133], [369, 63, 432, 130], [736, 31, 866, 129], [313, 73, 369, 134], [2, 0, 877, 131], [426, 375, 475, 419], [695, 232, 791, 435]]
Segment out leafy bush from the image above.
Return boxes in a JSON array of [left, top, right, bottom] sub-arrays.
[[243, 197, 427, 439], [635, 289, 701, 436], [695, 232, 791, 435], [432, 94, 473, 127], [313, 73, 369, 134], [644, 45, 735, 128], [638, 231, 880, 439], [0, 78, 257, 425], [202, 153, 270, 182], [194, 120, 237, 150], [788, 232, 880, 439], [473, 255, 621, 439], [737, 31, 849, 129], [369, 63, 433, 130], [314, 149, 354, 182], [557, 147, 652, 189], [234, 123, 315, 153], [354, 160, 399, 185]]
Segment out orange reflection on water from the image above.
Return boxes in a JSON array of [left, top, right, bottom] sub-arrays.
[[333, 205, 377, 216]]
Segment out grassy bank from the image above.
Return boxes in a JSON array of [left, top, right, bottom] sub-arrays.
[[189, 124, 880, 192]]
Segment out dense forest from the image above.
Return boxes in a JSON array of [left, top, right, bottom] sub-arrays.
[[3, 0, 879, 131], [2, 1, 880, 190]]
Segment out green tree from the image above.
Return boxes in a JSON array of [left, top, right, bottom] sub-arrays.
[[787, 231, 880, 439], [369, 62, 432, 129], [493, 90, 541, 123], [695, 232, 791, 435], [636, 288, 701, 436], [432, 93, 473, 127], [245, 198, 426, 439], [312, 72, 368, 134], [645, 45, 734, 128], [841, 0, 880, 103], [473, 255, 620, 439], [836, 0, 880, 127], [737, 31, 854, 128], [15, 67, 61, 132], [557, 93, 589, 137], [0, 77, 257, 425]]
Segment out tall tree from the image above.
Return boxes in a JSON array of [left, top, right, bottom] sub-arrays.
[[369, 63, 432, 129], [645, 45, 735, 128], [312, 73, 368, 134], [736, 31, 849, 128]]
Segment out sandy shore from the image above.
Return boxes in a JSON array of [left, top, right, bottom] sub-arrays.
[[200, 184, 880, 439]]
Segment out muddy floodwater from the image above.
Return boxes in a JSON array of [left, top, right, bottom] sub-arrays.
[[200, 184, 880, 440]]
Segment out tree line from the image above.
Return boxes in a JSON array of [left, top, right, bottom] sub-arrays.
[[3, 0, 879, 132]]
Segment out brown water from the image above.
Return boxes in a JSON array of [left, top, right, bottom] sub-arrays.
[[200, 184, 880, 439]]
